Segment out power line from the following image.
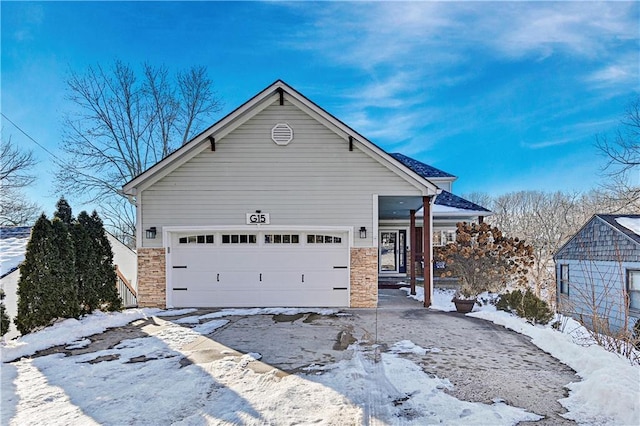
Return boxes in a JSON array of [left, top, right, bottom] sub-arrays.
[[1, 112, 66, 166]]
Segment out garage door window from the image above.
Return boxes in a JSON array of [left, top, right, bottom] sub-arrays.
[[307, 235, 342, 244], [179, 235, 214, 244], [222, 234, 257, 244], [265, 234, 300, 244]]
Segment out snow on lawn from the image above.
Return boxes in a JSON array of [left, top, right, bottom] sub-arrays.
[[3, 305, 639, 425], [0, 309, 163, 363], [1, 309, 541, 426], [400, 285, 457, 311], [0, 236, 28, 276]]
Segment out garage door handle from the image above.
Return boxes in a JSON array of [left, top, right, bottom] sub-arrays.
[[217, 273, 220, 282], [259, 273, 262, 282], [301, 274, 304, 283]]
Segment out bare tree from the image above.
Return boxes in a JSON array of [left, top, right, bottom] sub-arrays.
[[596, 95, 640, 205], [1, 137, 36, 189], [56, 61, 223, 243], [462, 190, 636, 304], [0, 137, 41, 226]]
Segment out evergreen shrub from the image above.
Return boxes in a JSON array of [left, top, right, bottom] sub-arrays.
[[496, 288, 554, 325], [1, 289, 10, 337]]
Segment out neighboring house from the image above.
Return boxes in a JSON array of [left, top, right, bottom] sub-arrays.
[[0, 227, 31, 340], [554, 214, 640, 333], [123, 80, 490, 310], [106, 233, 138, 309], [0, 227, 138, 340]]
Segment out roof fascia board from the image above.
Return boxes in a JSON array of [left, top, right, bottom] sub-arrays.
[[553, 215, 640, 259], [123, 91, 279, 194], [600, 215, 640, 248], [358, 139, 440, 195], [283, 90, 439, 195], [554, 215, 598, 260], [125, 79, 439, 196]]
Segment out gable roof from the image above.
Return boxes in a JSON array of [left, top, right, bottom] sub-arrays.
[[388, 154, 490, 214], [390, 153, 456, 179], [122, 80, 440, 197], [597, 214, 640, 245], [554, 214, 640, 260]]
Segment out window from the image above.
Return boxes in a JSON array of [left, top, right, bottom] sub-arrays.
[[628, 270, 640, 311], [433, 230, 456, 246], [222, 234, 257, 244], [559, 264, 569, 295], [179, 235, 214, 244], [307, 234, 342, 244], [264, 234, 299, 244]]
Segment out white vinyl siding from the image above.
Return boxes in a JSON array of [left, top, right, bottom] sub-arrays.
[[141, 99, 422, 248]]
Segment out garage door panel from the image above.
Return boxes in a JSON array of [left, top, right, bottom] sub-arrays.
[[259, 289, 348, 307], [172, 290, 261, 308], [172, 270, 261, 291], [169, 231, 350, 308]]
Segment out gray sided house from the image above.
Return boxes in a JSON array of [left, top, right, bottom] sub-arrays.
[[123, 80, 489, 309], [554, 214, 640, 333]]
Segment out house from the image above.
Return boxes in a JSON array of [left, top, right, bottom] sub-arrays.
[[554, 214, 640, 333], [123, 80, 489, 310], [0, 227, 138, 340]]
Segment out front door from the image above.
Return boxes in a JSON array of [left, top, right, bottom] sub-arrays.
[[379, 230, 407, 274]]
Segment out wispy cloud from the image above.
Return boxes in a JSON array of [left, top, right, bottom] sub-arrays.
[[8, 3, 45, 42], [586, 53, 639, 90], [277, 1, 637, 137]]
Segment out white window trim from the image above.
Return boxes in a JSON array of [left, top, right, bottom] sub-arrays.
[[627, 269, 640, 312]]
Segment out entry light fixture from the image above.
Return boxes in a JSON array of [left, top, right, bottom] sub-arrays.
[[359, 226, 367, 239], [146, 227, 157, 239]]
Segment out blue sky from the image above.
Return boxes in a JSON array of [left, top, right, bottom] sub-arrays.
[[2, 1, 639, 212]]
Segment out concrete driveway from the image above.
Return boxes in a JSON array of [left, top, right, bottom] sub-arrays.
[[34, 289, 578, 425]]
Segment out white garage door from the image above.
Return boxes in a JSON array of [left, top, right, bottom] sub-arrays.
[[168, 231, 350, 308]]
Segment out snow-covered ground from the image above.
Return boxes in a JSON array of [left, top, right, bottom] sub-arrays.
[[0, 236, 28, 277], [2, 297, 639, 425]]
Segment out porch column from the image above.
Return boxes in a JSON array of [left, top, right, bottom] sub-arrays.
[[423, 196, 432, 307], [409, 209, 416, 295]]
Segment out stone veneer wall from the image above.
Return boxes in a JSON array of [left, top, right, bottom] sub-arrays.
[[137, 248, 166, 308], [350, 247, 378, 308]]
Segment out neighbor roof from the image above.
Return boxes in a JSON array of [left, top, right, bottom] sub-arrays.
[[597, 214, 640, 245], [390, 153, 456, 179], [554, 214, 640, 260], [0, 226, 32, 240]]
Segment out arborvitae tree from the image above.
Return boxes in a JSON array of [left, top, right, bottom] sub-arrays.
[[1, 289, 10, 337], [51, 217, 80, 318], [54, 197, 74, 226], [15, 214, 56, 334], [73, 213, 97, 314], [78, 211, 122, 312]]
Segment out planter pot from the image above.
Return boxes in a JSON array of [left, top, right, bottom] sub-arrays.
[[452, 298, 476, 313]]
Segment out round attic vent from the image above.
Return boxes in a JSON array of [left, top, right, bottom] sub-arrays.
[[271, 123, 293, 145]]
